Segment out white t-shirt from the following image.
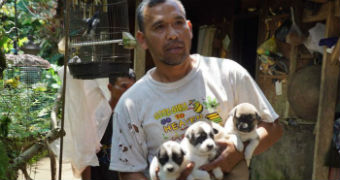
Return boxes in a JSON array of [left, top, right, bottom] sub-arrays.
[[109, 54, 279, 173]]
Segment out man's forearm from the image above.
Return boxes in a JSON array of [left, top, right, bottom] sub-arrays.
[[199, 120, 283, 173], [119, 172, 148, 180], [222, 120, 283, 171], [254, 120, 283, 155]]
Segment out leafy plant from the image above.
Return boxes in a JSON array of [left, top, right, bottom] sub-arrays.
[[0, 0, 63, 64], [0, 66, 61, 178]]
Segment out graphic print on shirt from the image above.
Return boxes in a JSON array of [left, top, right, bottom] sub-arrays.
[[153, 96, 223, 141], [203, 96, 222, 123]]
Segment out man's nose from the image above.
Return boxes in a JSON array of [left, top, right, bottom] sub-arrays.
[[166, 26, 178, 40]]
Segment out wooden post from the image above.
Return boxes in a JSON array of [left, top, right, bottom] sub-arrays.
[[285, 0, 303, 118], [312, 1, 340, 179], [284, 45, 298, 118], [255, 0, 268, 82], [133, 0, 146, 80]]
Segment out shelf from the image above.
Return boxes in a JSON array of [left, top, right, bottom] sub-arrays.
[[303, 2, 329, 23], [259, 74, 288, 79]]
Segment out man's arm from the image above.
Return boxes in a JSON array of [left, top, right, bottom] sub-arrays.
[[200, 120, 283, 172], [119, 172, 148, 180]]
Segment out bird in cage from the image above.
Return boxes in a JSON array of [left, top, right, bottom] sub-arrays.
[[83, 11, 100, 38]]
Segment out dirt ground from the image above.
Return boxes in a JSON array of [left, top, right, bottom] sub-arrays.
[[17, 157, 81, 180]]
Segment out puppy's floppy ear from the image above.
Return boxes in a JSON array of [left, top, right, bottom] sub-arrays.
[[213, 127, 219, 134], [187, 131, 196, 145], [181, 149, 185, 156], [255, 112, 262, 122], [233, 107, 238, 125], [157, 147, 162, 158], [186, 128, 192, 139]]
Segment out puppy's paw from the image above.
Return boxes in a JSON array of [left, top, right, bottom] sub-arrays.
[[230, 135, 244, 152], [212, 167, 223, 180], [235, 142, 244, 152]]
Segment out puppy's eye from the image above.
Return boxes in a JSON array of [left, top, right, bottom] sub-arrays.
[[172, 152, 184, 165], [158, 153, 169, 165], [197, 133, 207, 143], [209, 132, 214, 138]]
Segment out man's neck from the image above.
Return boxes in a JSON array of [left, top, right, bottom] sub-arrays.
[[152, 56, 196, 83]]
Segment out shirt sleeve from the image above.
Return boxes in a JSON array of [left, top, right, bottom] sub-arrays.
[[109, 99, 148, 172], [233, 63, 279, 123]]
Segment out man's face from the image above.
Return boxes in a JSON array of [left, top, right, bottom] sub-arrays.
[[109, 77, 135, 99], [137, 0, 193, 66]]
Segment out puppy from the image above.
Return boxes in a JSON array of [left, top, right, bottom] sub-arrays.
[[210, 121, 230, 142], [149, 141, 187, 180], [224, 103, 261, 167], [181, 121, 223, 180]]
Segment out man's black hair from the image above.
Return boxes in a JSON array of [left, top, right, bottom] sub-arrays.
[[136, 0, 186, 32], [109, 68, 136, 84]]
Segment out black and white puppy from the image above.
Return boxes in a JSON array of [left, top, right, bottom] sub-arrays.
[[224, 102, 261, 167], [181, 121, 223, 180], [149, 141, 187, 180]]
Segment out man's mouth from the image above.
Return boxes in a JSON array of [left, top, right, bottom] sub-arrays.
[[166, 46, 183, 53], [165, 42, 184, 53]]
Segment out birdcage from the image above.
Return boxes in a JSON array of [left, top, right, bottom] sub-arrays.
[[66, 0, 135, 79]]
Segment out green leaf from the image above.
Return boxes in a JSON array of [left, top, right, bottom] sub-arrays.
[[0, 36, 10, 47], [18, 37, 28, 47]]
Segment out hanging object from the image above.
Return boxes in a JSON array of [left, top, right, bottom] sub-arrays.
[[257, 36, 278, 55], [303, 23, 325, 54], [286, 7, 305, 46], [287, 65, 340, 121], [222, 34, 231, 51], [67, 0, 135, 79], [275, 19, 292, 42], [197, 25, 217, 56], [287, 65, 321, 121]]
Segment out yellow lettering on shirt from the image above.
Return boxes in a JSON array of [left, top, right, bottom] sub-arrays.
[[178, 119, 185, 128], [171, 122, 178, 131], [154, 102, 189, 120], [163, 125, 172, 133]]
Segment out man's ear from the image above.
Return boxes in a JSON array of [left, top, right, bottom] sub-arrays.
[[187, 20, 193, 39], [136, 31, 148, 50], [107, 83, 113, 92]]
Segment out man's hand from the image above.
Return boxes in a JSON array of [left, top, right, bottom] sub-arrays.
[[154, 162, 195, 180], [177, 162, 195, 180], [200, 120, 283, 173], [200, 140, 244, 173]]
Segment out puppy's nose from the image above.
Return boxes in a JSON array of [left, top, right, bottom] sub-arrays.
[[207, 144, 214, 150], [167, 167, 174, 172]]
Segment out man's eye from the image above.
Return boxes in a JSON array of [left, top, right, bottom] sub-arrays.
[[175, 20, 184, 26], [155, 24, 164, 30]]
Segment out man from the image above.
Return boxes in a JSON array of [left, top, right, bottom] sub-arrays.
[[109, 0, 283, 179], [91, 69, 136, 180]]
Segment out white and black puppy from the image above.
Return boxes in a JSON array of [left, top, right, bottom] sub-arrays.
[[149, 141, 187, 180], [181, 121, 223, 180], [224, 102, 261, 167]]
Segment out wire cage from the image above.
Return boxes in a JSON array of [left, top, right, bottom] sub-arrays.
[[5, 66, 43, 85], [67, 0, 134, 79]]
